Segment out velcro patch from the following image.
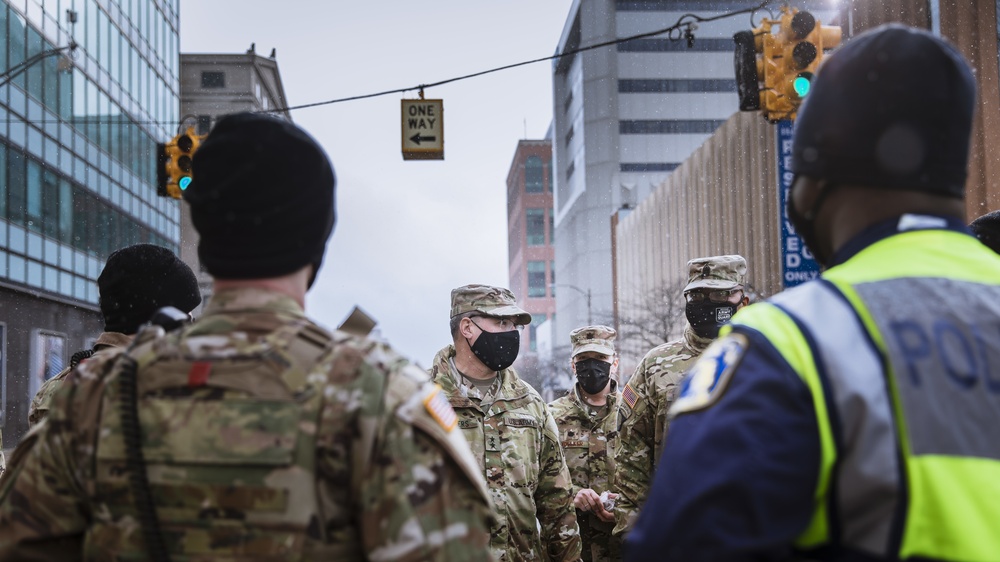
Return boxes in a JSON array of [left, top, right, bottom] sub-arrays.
[[622, 383, 638, 409], [424, 385, 457, 432], [187, 362, 212, 387], [670, 333, 748, 417], [504, 417, 538, 428]]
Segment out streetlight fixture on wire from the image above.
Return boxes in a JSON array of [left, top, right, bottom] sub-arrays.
[[553, 283, 592, 325]]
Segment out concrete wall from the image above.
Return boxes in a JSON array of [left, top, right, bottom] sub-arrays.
[[613, 112, 778, 369]]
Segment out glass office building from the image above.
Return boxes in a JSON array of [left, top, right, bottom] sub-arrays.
[[0, 0, 180, 443]]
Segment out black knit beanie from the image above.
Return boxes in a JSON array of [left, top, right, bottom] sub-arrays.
[[98, 244, 201, 334], [971, 210, 1000, 255], [792, 25, 976, 197], [184, 113, 336, 286]]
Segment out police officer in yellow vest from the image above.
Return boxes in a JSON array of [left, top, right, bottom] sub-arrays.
[[626, 25, 998, 561], [0, 113, 494, 561]]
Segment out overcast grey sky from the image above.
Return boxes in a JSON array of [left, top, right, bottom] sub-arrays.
[[180, 1, 573, 365]]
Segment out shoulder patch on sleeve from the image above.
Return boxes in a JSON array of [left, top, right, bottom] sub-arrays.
[[424, 384, 458, 432], [622, 382, 639, 409], [669, 333, 748, 417]]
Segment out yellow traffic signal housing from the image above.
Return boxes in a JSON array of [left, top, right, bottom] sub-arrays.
[[157, 127, 205, 199], [743, 7, 842, 121]]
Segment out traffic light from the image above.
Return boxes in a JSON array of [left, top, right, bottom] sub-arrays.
[[156, 127, 204, 199], [736, 8, 841, 121], [734, 19, 787, 118], [733, 30, 761, 111], [796, 13, 842, 98]]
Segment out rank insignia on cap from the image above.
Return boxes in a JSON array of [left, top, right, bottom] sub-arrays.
[[424, 384, 458, 432], [622, 382, 639, 409], [670, 333, 748, 417]]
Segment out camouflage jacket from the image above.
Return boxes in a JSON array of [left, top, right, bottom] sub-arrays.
[[0, 288, 494, 561], [549, 383, 621, 562], [612, 325, 712, 536], [429, 345, 582, 562], [27, 332, 132, 428]]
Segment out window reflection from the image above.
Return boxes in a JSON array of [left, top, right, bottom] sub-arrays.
[[0, 0, 180, 303]]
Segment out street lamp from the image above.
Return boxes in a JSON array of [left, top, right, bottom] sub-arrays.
[[552, 283, 592, 325]]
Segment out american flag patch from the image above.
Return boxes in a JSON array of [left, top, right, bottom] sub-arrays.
[[622, 383, 638, 409], [424, 384, 458, 432]]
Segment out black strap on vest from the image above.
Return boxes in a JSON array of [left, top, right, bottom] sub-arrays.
[[119, 307, 191, 562], [69, 348, 94, 368]]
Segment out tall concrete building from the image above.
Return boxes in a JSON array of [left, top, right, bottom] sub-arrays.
[[177, 49, 291, 308], [550, 0, 833, 340], [0, 0, 180, 443]]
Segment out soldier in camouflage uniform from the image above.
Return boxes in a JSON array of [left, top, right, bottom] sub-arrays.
[[429, 284, 582, 562], [0, 113, 494, 561], [549, 325, 623, 562], [28, 244, 201, 428], [612, 255, 748, 537]]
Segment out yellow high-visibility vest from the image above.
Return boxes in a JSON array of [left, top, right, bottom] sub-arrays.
[[728, 226, 1000, 561]]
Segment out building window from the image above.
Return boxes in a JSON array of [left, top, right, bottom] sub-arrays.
[[0, 323, 5, 424], [547, 158, 553, 192], [530, 314, 547, 352], [549, 211, 555, 244], [619, 120, 728, 135], [618, 78, 737, 93], [527, 209, 545, 246], [201, 71, 225, 88], [30, 331, 65, 399], [197, 115, 213, 135], [525, 156, 544, 193], [528, 261, 546, 298], [0, 144, 7, 219]]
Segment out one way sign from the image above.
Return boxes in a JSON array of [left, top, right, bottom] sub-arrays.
[[402, 99, 444, 160]]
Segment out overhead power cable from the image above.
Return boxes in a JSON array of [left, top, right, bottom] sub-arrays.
[[271, 0, 772, 114], [2, 1, 770, 126]]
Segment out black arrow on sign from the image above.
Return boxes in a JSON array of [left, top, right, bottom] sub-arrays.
[[410, 133, 437, 145]]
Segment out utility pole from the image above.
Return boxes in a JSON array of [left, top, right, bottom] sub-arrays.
[[554, 283, 592, 325]]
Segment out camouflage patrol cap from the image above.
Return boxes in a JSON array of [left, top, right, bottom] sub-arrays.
[[450, 284, 531, 325], [683, 255, 748, 292], [569, 325, 616, 358]]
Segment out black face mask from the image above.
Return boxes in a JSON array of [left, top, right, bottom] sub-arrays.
[[467, 319, 520, 372], [575, 358, 611, 395], [686, 301, 737, 339]]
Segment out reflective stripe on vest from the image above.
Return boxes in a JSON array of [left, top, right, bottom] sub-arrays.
[[769, 280, 902, 556]]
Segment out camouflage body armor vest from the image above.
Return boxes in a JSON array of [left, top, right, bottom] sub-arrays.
[[84, 319, 349, 561]]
